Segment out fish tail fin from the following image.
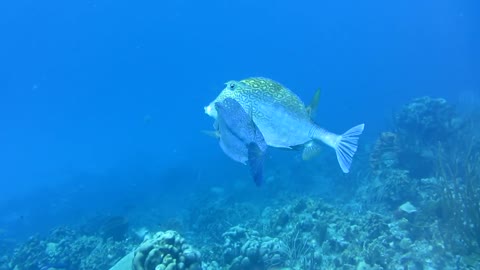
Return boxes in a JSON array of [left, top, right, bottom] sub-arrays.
[[334, 124, 365, 173], [313, 124, 365, 173]]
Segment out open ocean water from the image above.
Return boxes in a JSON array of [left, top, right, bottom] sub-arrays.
[[0, 0, 479, 269]]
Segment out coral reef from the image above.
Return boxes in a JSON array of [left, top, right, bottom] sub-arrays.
[[132, 230, 202, 270], [4, 192, 479, 270], [0, 256, 7, 270], [186, 195, 471, 268], [394, 96, 458, 144], [362, 95, 480, 264], [393, 96, 461, 178], [379, 96, 480, 255], [3, 95, 480, 270], [221, 226, 287, 269], [370, 132, 400, 173], [186, 195, 259, 246], [435, 133, 480, 254], [368, 169, 415, 206], [6, 226, 133, 270], [255, 197, 460, 269]]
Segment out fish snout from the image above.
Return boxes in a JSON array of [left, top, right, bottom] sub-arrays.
[[204, 105, 217, 118]]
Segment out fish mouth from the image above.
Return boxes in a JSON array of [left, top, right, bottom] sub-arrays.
[[204, 105, 216, 118]]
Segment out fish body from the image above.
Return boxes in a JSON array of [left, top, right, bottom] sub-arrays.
[[206, 78, 312, 147], [214, 97, 267, 186], [205, 77, 364, 173]]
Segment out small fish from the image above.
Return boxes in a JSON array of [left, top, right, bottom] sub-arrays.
[[205, 77, 364, 173], [214, 97, 267, 186]]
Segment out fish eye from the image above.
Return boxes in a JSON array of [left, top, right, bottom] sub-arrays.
[[229, 83, 235, 90]]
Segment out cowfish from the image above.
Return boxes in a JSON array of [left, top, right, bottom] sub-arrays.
[[205, 77, 364, 173], [214, 97, 267, 186]]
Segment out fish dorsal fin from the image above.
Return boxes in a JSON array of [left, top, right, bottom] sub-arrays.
[[306, 88, 321, 120]]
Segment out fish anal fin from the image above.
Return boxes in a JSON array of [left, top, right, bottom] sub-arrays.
[[247, 142, 265, 187], [302, 141, 322, 160]]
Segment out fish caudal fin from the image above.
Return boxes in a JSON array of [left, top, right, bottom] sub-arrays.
[[312, 123, 365, 173], [334, 124, 365, 173]]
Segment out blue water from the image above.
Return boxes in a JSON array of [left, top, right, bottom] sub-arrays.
[[0, 0, 479, 262]]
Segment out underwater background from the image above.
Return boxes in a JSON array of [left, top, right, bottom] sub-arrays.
[[0, 0, 479, 269]]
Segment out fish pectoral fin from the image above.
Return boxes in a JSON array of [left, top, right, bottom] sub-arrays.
[[247, 142, 265, 187], [302, 141, 322, 161], [306, 88, 321, 120], [201, 130, 220, 138]]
